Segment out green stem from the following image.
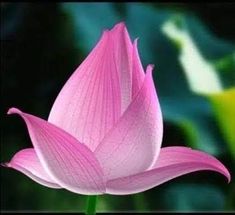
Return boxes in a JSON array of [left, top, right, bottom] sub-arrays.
[[85, 195, 98, 215]]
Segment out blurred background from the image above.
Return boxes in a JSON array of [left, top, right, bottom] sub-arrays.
[[1, 2, 235, 213]]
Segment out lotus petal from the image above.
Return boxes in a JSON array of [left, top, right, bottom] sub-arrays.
[[4, 148, 61, 188], [95, 65, 163, 180], [110, 22, 133, 112], [7, 108, 106, 195], [106, 147, 230, 195]]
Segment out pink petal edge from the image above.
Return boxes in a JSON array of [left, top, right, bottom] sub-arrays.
[[3, 148, 61, 189], [7, 108, 106, 195], [106, 146, 230, 195], [132, 38, 145, 98]]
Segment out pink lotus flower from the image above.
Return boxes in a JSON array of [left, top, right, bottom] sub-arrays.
[[3, 22, 230, 195]]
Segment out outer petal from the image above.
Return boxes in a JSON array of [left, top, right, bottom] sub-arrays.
[[95, 66, 163, 180], [7, 108, 106, 195], [48, 30, 121, 151], [132, 39, 145, 98], [106, 147, 230, 195], [4, 148, 61, 189], [48, 22, 134, 151]]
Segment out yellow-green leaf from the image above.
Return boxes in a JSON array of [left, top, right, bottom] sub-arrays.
[[208, 88, 235, 158]]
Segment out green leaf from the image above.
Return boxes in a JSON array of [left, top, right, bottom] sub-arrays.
[[208, 88, 235, 158]]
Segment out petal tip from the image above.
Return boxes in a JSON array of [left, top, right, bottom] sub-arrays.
[[116, 21, 126, 28], [7, 107, 22, 115], [134, 38, 139, 46], [1, 162, 10, 168], [100, 30, 110, 41], [112, 21, 127, 32], [225, 170, 231, 183], [219, 164, 231, 183], [149, 64, 155, 69], [146, 64, 155, 74], [102, 29, 109, 35]]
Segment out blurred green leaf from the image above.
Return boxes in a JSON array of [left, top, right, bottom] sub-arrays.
[[214, 52, 235, 73], [162, 16, 223, 95], [163, 183, 225, 211], [214, 52, 235, 87], [96, 196, 111, 212], [208, 88, 235, 159], [132, 193, 148, 211]]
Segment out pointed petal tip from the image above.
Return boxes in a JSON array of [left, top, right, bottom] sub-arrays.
[[115, 21, 126, 28], [100, 30, 110, 42], [104, 22, 127, 35], [158, 147, 232, 184], [102, 29, 110, 35], [0, 162, 9, 168], [7, 107, 22, 115], [224, 168, 231, 183], [215, 162, 231, 183], [148, 64, 155, 69], [133, 38, 139, 46], [111, 21, 127, 33], [146, 64, 155, 74]]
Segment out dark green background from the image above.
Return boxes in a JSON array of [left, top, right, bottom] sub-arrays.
[[1, 2, 235, 212]]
